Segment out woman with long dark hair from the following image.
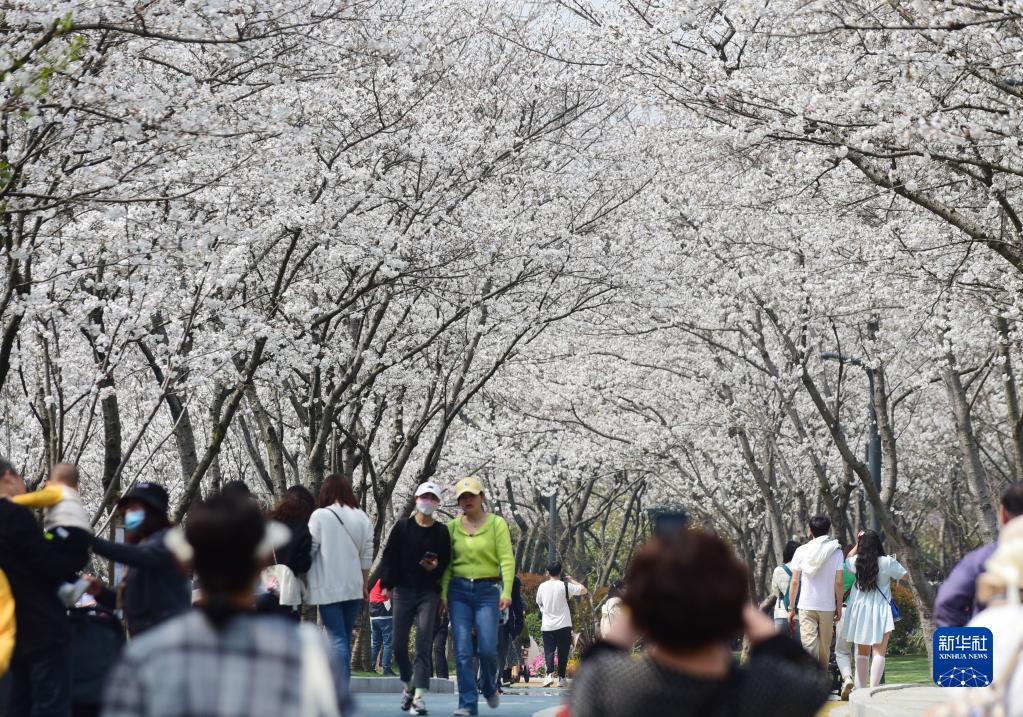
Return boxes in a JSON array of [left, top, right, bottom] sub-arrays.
[[306, 474, 374, 690], [257, 486, 316, 619], [842, 530, 906, 689]]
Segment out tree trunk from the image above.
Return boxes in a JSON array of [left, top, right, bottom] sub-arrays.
[[996, 316, 1023, 481], [941, 350, 998, 542], [735, 429, 786, 563]]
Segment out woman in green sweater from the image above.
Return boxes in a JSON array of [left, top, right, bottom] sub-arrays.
[[441, 477, 515, 716]]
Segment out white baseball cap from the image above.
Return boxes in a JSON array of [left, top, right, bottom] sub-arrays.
[[415, 481, 442, 499]]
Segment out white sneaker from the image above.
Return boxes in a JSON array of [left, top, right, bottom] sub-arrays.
[[841, 678, 854, 701], [452, 710, 474, 716], [542, 674, 554, 687], [411, 696, 428, 715], [558, 677, 567, 688]]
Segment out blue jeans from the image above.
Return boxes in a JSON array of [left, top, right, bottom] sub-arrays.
[[370, 617, 393, 671], [448, 578, 501, 713], [319, 600, 362, 689]]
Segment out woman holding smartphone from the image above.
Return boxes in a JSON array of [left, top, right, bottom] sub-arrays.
[[378, 481, 452, 715]]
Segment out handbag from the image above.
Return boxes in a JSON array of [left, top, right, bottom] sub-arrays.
[[261, 547, 282, 595], [880, 586, 901, 622], [261, 547, 306, 606]]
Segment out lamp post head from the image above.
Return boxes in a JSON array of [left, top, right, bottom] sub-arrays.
[[647, 504, 689, 536]]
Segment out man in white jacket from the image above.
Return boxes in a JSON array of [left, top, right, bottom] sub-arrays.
[[788, 515, 844, 667]]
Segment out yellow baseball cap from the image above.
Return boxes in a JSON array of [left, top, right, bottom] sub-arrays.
[[454, 477, 484, 499]]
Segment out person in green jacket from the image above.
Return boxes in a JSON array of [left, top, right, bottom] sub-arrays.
[[441, 477, 515, 716]]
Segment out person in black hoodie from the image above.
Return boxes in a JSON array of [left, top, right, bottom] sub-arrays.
[[495, 575, 524, 689], [89, 483, 190, 637], [378, 481, 451, 716], [0, 457, 84, 717], [256, 486, 315, 619]]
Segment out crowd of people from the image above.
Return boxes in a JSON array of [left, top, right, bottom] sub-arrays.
[[761, 483, 1023, 710], [0, 463, 528, 717], [1, 456, 1022, 717]]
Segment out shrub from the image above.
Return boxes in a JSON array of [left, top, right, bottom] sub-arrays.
[[889, 583, 925, 655]]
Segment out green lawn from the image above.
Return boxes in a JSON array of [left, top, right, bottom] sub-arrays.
[[886, 655, 931, 684]]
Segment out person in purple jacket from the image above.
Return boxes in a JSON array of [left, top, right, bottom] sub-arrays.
[[933, 482, 1023, 627]]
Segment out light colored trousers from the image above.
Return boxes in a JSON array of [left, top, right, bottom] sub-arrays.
[[799, 609, 835, 667], [835, 611, 853, 680]]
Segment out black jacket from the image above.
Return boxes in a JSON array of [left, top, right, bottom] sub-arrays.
[[378, 517, 451, 591], [0, 499, 84, 659], [507, 576, 525, 638], [274, 519, 313, 575], [92, 528, 191, 636]]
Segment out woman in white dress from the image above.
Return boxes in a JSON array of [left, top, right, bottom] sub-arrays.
[[843, 530, 907, 689]]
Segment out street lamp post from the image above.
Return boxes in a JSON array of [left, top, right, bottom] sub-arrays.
[[548, 492, 557, 564], [646, 504, 689, 535], [821, 352, 881, 532]]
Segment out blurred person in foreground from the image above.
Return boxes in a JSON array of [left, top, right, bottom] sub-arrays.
[[0, 458, 85, 717], [11, 463, 93, 606], [570, 529, 830, 717], [100, 494, 351, 717], [962, 515, 1023, 715], [934, 482, 1023, 627]]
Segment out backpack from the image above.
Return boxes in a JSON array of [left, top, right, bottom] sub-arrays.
[[781, 565, 794, 610]]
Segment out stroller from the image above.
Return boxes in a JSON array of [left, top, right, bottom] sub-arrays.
[[68, 603, 125, 717]]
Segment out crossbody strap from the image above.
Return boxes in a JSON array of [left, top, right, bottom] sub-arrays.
[[327, 506, 360, 555]]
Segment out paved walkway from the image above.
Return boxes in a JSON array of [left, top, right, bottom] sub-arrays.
[[820, 685, 959, 717], [355, 688, 566, 717]]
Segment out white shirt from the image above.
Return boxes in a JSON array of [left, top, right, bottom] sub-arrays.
[[792, 542, 843, 611], [536, 578, 584, 631], [306, 504, 374, 604]]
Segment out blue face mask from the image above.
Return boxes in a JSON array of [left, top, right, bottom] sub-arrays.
[[124, 509, 146, 532]]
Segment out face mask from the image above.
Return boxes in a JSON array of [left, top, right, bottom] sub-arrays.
[[417, 500, 438, 516], [124, 509, 146, 532]]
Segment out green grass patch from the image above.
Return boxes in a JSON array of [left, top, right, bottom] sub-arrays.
[[886, 654, 931, 684]]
